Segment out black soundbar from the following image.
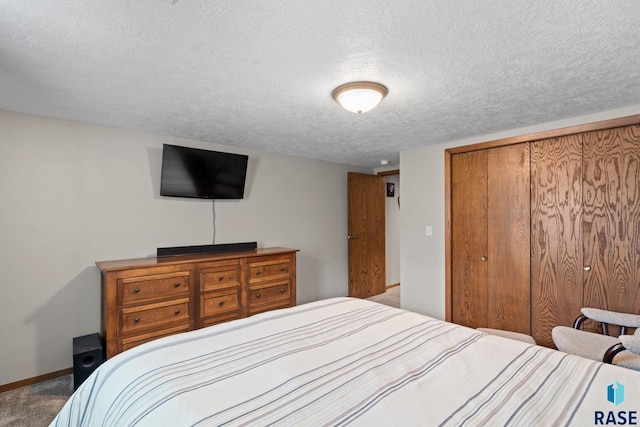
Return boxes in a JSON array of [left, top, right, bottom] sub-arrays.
[[157, 242, 257, 257]]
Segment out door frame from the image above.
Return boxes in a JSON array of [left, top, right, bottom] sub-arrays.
[[379, 169, 401, 291]]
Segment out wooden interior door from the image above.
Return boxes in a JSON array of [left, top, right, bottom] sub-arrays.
[[451, 150, 488, 329], [348, 172, 386, 298], [486, 143, 531, 334], [582, 125, 640, 320], [530, 135, 583, 347]]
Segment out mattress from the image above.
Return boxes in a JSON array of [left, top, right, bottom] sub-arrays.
[[51, 297, 640, 426]]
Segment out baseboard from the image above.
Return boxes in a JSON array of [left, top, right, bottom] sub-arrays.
[[0, 367, 72, 393], [386, 282, 400, 290]]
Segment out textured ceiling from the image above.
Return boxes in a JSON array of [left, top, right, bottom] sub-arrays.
[[1, 1, 639, 168]]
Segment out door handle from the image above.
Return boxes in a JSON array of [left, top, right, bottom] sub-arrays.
[[347, 235, 357, 240]]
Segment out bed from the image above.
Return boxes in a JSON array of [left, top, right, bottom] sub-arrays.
[[51, 297, 640, 426]]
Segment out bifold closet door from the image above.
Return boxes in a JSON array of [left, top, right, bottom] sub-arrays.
[[582, 125, 640, 321], [451, 150, 488, 329], [451, 143, 530, 333], [531, 135, 583, 347], [532, 125, 640, 346], [486, 143, 531, 334]]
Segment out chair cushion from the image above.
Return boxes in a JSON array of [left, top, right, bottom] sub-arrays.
[[553, 326, 640, 371], [611, 350, 640, 371], [477, 328, 536, 344], [581, 308, 640, 328], [552, 326, 619, 361], [620, 335, 640, 355]]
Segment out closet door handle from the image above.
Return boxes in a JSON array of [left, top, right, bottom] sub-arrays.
[[583, 265, 591, 271]]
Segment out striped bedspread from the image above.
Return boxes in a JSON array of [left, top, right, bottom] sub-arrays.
[[51, 297, 640, 426]]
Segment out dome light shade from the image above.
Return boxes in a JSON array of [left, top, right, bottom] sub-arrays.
[[332, 82, 388, 113]]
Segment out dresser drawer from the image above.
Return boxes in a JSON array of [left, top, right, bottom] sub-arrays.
[[119, 324, 190, 353], [248, 259, 290, 284], [248, 279, 290, 306], [118, 272, 191, 306], [200, 265, 240, 292], [201, 291, 240, 318], [119, 298, 190, 335]]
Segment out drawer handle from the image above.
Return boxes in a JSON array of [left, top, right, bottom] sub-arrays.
[[256, 270, 261, 275], [256, 292, 261, 298], [218, 300, 225, 306], [218, 275, 224, 281], [134, 287, 140, 293], [134, 317, 140, 323], [174, 282, 181, 288], [280, 267, 285, 272], [280, 288, 285, 293], [174, 309, 181, 315]]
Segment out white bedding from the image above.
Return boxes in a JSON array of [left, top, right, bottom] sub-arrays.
[[51, 297, 640, 426]]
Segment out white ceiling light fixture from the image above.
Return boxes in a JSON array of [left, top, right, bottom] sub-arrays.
[[332, 81, 388, 113]]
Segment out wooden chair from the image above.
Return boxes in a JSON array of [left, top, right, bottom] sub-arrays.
[[552, 308, 640, 371]]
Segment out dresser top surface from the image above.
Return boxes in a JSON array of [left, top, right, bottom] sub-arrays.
[[96, 247, 299, 271]]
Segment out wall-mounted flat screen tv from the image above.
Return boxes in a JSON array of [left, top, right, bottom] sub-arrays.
[[160, 144, 249, 199]]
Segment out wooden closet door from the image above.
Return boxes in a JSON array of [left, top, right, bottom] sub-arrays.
[[582, 125, 640, 318], [451, 150, 488, 329], [451, 144, 530, 332], [530, 135, 583, 347], [487, 143, 531, 334]]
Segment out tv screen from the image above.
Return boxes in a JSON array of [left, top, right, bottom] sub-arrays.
[[160, 144, 248, 199]]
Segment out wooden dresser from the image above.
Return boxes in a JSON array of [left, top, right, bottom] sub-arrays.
[[97, 247, 298, 359]]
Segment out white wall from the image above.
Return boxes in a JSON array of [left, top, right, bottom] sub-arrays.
[[384, 174, 400, 286], [0, 110, 367, 386], [400, 105, 640, 319]]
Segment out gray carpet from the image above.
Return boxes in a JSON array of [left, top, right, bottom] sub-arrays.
[[0, 375, 72, 427], [365, 286, 400, 308]]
